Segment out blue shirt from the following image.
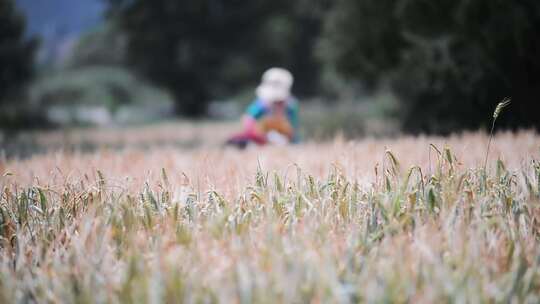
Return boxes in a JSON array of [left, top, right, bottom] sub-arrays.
[[245, 97, 300, 142]]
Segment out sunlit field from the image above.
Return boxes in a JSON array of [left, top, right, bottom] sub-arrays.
[[1, 124, 540, 302]]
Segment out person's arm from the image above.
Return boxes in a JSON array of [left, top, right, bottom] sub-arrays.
[[287, 99, 300, 143], [242, 115, 258, 134], [243, 100, 266, 134]]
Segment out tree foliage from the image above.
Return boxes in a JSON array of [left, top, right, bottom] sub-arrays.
[[320, 0, 540, 133], [109, 0, 329, 116], [0, 0, 36, 107]]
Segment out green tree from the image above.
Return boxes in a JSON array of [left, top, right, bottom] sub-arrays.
[[320, 0, 540, 133], [0, 0, 36, 111], [108, 0, 330, 116]]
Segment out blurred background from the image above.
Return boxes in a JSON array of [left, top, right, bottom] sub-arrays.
[[1, 0, 540, 155]]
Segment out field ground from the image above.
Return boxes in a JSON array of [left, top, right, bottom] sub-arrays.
[[1, 123, 540, 302]]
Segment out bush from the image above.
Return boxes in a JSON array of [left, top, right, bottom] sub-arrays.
[[66, 22, 127, 68], [29, 66, 173, 124], [29, 66, 174, 122], [301, 92, 400, 140]]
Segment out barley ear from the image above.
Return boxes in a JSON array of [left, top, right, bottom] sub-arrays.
[[493, 97, 511, 119], [484, 98, 511, 171]]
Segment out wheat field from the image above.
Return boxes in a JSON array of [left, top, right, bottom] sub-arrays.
[[1, 125, 539, 303]]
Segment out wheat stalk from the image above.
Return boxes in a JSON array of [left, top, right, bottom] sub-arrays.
[[484, 98, 511, 171], [493, 97, 511, 119]]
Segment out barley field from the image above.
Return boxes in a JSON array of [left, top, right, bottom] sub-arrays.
[[1, 124, 540, 303]]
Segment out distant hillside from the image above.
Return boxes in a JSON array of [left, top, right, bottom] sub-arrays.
[[15, 0, 106, 65], [15, 0, 105, 37]]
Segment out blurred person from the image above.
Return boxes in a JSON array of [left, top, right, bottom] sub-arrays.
[[226, 67, 300, 148]]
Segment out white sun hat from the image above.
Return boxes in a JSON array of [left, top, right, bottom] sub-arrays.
[[255, 67, 294, 103]]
